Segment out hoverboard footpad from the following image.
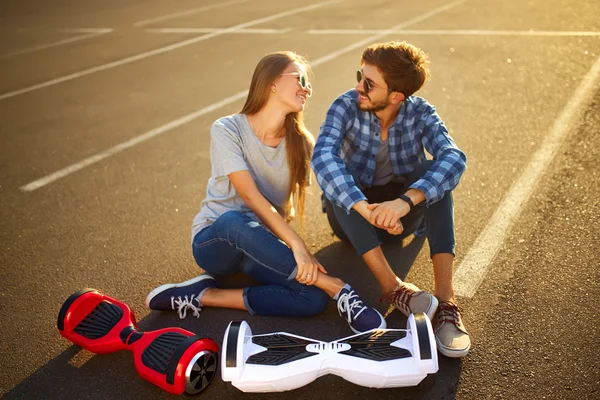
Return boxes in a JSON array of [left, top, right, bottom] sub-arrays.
[[248, 334, 319, 365], [222, 313, 438, 392], [338, 330, 411, 361], [74, 300, 123, 339]]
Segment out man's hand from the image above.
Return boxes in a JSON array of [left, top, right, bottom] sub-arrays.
[[385, 221, 404, 235], [367, 198, 411, 230], [353, 199, 405, 234]]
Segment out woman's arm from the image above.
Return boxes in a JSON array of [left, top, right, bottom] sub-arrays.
[[228, 170, 327, 285]]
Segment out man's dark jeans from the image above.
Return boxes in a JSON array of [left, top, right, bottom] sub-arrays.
[[324, 161, 456, 257]]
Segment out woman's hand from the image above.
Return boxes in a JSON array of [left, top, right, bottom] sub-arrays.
[[292, 243, 327, 285], [228, 171, 327, 285]]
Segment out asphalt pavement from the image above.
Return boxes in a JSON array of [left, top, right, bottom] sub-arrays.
[[1, 0, 599, 399]]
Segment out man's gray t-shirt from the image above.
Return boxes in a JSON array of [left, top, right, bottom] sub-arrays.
[[191, 114, 290, 242], [373, 138, 394, 186]]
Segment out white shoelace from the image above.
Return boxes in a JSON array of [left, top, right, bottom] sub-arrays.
[[337, 290, 367, 322], [171, 294, 201, 319]]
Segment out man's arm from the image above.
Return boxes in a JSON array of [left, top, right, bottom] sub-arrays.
[[368, 188, 426, 232], [352, 200, 373, 221], [311, 95, 367, 213], [368, 103, 465, 231], [409, 104, 467, 206]]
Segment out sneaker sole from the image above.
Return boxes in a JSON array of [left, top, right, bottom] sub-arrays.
[[435, 337, 471, 358], [145, 274, 215, 309], [349, 309, 387, 335], [425, 296, 439, 321]]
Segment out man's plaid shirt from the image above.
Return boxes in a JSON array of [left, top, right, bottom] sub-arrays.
[[311, 89, 467, 212]]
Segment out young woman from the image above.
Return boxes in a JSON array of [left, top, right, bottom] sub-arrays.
[[145, 51, 385, 333]]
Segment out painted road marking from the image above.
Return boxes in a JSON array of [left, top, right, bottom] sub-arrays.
[[307, 29, 600, 36], [145, 28, 291, 34], [133, 0, 248, 27], [19, 0, 463, 192], [2, 29, 112, 59], [0, 0, 341, 102], [453, 55, 600, 298]]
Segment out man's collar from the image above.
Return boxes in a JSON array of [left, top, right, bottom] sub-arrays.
[[391, 97, 411, 127]]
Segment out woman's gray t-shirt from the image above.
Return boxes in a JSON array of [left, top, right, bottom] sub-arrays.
[[191, 114, 290, 242]]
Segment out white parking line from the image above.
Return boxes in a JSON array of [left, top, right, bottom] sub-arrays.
[[19, 0, 463, 192], [55, 29, 113, 33], [20, 91, 250, 192], [133, 0, 248, 27], [308, 29, 600, 36], [310, 0, 465, 67], [145, 28, 291, 34], [453, 55, 600, 298], [0, 0, 341, 102], [2, 29, 112, 59]]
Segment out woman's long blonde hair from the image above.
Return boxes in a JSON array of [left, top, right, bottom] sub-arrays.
[[240, 51, 314, 227]]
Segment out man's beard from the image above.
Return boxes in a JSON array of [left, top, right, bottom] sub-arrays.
[[357, 93, 390, 112]]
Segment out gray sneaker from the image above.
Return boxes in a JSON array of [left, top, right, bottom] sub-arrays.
[[434, 301, 471, 358], [383, 282, 438, 320]]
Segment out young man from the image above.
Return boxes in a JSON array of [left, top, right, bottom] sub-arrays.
[[311, 41, 470, 357]]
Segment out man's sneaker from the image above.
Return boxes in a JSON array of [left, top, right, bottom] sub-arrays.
[[434, 301, 471, 358], [145, 274, 217, 319], [383, 282, 438, 320], [337, 286, 386, 334]]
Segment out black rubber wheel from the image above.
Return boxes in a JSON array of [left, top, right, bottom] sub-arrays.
[[185, 350, 218, 394]]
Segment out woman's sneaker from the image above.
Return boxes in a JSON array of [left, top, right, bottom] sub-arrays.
[[145, 274, 216, 319], [336, 285, 386, 334], [434, 301, 471, 358], [382, 282, 438, 320]]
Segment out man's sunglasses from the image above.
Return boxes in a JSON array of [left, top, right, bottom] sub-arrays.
[[356, 69, 393, 95], [281, 72, 312, 97]]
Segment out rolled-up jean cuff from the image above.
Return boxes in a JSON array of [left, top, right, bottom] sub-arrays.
[[430, 244, 455, 258], [242, 287, 256, 315], [357, 239, 382, 257]]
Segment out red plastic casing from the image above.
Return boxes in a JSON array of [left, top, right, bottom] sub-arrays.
[[58, 289, 218, 395]]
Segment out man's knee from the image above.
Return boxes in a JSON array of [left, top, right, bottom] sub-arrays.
[[324, 198, 382, 255], [407, 160, 436, 183], [324, 199, 351, 242]]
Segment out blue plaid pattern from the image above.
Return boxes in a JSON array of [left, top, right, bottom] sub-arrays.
[[311, 89, 467, 212]]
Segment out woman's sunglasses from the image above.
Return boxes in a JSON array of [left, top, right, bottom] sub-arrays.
[[281, 72, 312, 97]]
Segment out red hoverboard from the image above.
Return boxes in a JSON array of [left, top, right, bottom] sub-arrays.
[[57, 288, 218, 395]]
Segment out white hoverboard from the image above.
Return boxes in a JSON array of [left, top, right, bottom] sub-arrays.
[[221, 313, 438, 392]]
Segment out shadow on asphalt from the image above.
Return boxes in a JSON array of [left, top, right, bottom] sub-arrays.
[[4, 234, 463, 400]]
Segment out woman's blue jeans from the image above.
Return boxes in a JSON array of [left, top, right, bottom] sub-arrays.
[[192, 211, 329, 317]]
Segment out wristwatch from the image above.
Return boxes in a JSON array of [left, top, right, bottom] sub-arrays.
[[398, 194, 415, 209]]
